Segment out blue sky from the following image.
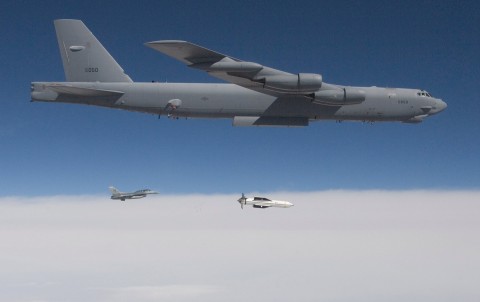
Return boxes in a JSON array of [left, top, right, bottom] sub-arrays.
[[1, 0, 479, 196]]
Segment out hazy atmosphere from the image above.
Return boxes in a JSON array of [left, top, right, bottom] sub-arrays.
[[1, 0, 479, 301], [2, 191, 480, 302]]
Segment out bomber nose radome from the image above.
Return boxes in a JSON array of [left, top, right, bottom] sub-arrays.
[[435, 99, 447, 113]]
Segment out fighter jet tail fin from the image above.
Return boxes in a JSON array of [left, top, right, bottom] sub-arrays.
[[109, 186, 121, 195], [54, 19, 132, 83]]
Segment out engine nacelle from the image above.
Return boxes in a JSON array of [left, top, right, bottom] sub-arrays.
[[259, 73, 323, 93], [313, 87, 366, 106], [190, 61, 264, 73]]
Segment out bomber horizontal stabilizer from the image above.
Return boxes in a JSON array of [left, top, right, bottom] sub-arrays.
[[31, 83, 124, 106], [47, 84, 125, 97]]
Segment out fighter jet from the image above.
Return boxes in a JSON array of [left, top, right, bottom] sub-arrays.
[[31, 19, 447, 126], [237, 193, 293, 209], [109, 186, 158, 201]]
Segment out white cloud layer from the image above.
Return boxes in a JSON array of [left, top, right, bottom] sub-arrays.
[[1, 191, 480, 302]]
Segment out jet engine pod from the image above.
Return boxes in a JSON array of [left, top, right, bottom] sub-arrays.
[[313, 87, 366, 106], [259, 73, 322, 93], [207, 61, 263, 72], [190, 61, 264, 73]]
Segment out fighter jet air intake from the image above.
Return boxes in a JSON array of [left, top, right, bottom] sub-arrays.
[[31, 19, 447, 126]]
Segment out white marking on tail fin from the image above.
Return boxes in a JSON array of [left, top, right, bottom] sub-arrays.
[[109, 186, 121, 195]]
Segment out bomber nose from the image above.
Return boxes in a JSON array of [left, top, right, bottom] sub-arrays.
[[431, 99, 447, 114], [437, 99, 447, 112]]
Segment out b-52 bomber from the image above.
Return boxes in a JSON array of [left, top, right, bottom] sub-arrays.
[[31, 19, 447, 126], [109, 186, 158, 201], [237, 193, 293, 209]]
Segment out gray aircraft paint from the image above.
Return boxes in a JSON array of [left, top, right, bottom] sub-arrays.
[[31, 19, 447, 126], [109, 186, 158, 201]]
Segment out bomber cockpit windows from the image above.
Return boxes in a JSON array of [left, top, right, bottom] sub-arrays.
[[417, 91, 432, 97]]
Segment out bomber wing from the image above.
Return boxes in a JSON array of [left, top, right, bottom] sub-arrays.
[[145, 40, 323, 98]]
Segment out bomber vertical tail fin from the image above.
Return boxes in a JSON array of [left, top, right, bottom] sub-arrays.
[[54, 19, 132, 83]]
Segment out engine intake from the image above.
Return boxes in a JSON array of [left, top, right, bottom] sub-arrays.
[[257, 73, 322, 94]]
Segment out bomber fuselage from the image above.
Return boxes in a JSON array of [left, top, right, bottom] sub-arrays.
[[31, 81, 447, 125]]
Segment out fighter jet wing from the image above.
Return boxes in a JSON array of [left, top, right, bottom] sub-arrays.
[[145, 40, 323, 97]]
